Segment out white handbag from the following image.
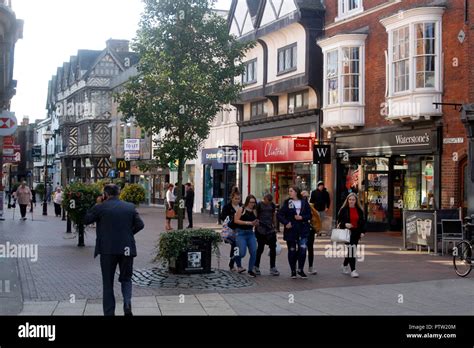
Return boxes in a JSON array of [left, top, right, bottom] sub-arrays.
[[331, 228, 351, 243], [268, 241, 283, 256]]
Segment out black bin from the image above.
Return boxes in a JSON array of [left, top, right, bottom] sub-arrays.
[[169, 237, 212, 274]]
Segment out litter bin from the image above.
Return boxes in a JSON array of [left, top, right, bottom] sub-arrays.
[[169, 237, 213, 274]]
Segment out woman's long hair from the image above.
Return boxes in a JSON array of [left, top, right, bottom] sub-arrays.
[[338, 192, 364, 217], [289, 186, 303, 200], [242, 194, 257, 215], [230, 186, 240, 200]]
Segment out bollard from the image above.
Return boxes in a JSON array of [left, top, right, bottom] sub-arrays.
[[66, 214, 72, 233], [62, 206, 66, 221], [217, 201, 222, 225]]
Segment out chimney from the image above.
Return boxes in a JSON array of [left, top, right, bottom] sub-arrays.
[[106, 39, 129, 53], [21, 117, 29, 126]]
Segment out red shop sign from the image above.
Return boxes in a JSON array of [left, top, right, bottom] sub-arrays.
[[242, 136, 314, 164], [294, 139, 310, 151]]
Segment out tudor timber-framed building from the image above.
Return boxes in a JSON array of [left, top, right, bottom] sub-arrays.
[[46, 39, 138, 184], [228, 0, 325, 206]]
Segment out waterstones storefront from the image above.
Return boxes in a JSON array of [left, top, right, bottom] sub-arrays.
[[334, 127, 441, 232]]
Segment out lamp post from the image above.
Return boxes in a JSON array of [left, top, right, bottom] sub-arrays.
[[42, 130, 53, 216]]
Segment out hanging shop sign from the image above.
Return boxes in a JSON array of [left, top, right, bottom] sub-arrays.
[[313, 145, 331, 164], [116, 159, 130, 172]]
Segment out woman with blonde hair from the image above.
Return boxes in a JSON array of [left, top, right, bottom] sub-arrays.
[[336, 192, 366, 278]]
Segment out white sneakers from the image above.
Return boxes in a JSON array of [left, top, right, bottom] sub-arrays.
[[350, 270, 359, 278], [308, 267, 317, 275], [341, 265, 351, 274]]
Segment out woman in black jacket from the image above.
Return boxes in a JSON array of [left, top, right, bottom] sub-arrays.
[[336, 192, 366, 278], [220, 188, 242, 271], [277, 186, 312, 279]]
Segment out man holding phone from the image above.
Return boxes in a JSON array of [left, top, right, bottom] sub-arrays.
[[84, 184, 145, 316]]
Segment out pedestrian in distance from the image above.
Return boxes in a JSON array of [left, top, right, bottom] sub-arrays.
[[165, 183, 176, 231], [53, 187, 63, 217], [302, 190, 320, 275], [84, 184, 145, 316], [337, 192, 366, 278], [277, 186, 311, 279], [310, 181, 331, 234], [233, 194, 259, 277], [30, 186, 36, 213], [46, 183, 53, 204], [12, 181, 32, 221], [220, 187, 242, 272], [254, 194, 280, 276], [184, 183, 195, 229]]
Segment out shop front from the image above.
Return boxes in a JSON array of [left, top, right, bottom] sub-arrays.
[[242, 134, 317, 206], [201, 148, 237, 214], [150, 167, 170, 205], [334, 127, 441, 232]]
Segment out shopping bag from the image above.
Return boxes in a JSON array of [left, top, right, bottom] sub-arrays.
[[221, 217, 236, 243], [330, 228, 351, 243]]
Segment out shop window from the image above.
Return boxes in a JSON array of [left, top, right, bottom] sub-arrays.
[[251, 100, 267, 119], [242, 59, 257, 85], [277, 43, 297, 75], [288, 90, 309, 113]]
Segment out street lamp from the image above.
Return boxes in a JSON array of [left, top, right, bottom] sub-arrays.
[[42, 129, 53, 216]]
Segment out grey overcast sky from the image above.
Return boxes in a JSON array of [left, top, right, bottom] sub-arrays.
[[11, 0, 232, 122]]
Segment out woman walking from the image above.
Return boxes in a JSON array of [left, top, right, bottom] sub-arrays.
[[53, 187, 63, 217], [337, 192, 366, 278], [220, 187, 242, 271], [13, 181, 32, 221], [277, 186, 311, 279], [254, 194, 279, 276], [233, 195, 259, 277], [165, 184, 176, 231]]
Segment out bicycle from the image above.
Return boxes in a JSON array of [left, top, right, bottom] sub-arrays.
[[453, 215, 474, 277]]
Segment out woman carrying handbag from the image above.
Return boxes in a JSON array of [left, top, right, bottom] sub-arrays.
[[336, 193, 366, 278], [165, 184, 176, 231], [220, 187, 242, 271], [277, 186, 311, 279]]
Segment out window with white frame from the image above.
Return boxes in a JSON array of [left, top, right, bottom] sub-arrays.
[[325, 46, 361, 105], [242, 59, 257, 85], [381, 7, 443, 97], [338, 0, 363, 19]]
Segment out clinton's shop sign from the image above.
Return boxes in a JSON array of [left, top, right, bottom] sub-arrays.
[[242, 136, 314, 164]]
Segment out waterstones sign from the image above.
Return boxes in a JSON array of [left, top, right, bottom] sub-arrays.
[[337, 128, 437, 156]]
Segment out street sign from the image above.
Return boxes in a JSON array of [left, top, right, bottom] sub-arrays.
[[108, 169, 117, 178], [32, 146, 42, 157], [0, 112, 17, 136], [313, 145, 331, 164], [124, 139, 140, 152], [116, 159, 130, 172]]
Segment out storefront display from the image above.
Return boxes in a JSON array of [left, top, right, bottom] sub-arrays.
[[242, 134, 317, 206], [335, 127, 440, 232]]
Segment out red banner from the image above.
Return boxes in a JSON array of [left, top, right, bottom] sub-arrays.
[[242, 134, 314, 164], [3, 136, 14, 146]]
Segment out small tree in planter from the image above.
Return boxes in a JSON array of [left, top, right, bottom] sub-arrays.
[[120, 184, 146, 207], [155, 229, 222, 274], [35, 183, 45, 201], [62, 182, 102, 247]]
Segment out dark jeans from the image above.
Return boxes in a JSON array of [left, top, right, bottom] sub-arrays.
[[228, 240, 237, 269], [19, 204, 27, 218], [343, 232, 360, 271], [100, 254, 134, 316], [255, 232, 277, 268], [186, 206, 193, 227], [286, 237, 308, 273], [307, 228, 316, 267], [54, 203, 61, 217]]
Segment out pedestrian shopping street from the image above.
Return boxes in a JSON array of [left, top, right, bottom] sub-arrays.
[[1, 202, 472, 316]]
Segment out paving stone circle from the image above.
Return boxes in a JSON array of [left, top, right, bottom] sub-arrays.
[[131, 267, 255, 290]]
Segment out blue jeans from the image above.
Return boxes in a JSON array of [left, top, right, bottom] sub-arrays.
[[235, 229, 257, 271], [287, 237, 308, 272]]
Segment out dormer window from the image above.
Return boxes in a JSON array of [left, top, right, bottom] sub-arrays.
[[337, 0, 363, 21], [242, 59, 257, 85]]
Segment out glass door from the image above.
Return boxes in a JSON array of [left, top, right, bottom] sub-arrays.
[[365, 171, 389, 231]]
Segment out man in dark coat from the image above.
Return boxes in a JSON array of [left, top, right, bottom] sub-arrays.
[[84, 184, 145, 316], [310, 181, 331, 232], [185, 183, 195, 228]]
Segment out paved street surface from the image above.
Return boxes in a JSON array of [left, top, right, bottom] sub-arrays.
[[1, 202, 472, 315]]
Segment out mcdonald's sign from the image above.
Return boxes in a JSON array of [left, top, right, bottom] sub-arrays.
[[116, 159, 130, 172]]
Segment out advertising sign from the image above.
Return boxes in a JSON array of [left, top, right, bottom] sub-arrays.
[[0, 112, 17, 137], [313, 145, 331, 164], [124, 139, 140, 152], [116, 159, 130, 172], [404, 210, 436, 251]]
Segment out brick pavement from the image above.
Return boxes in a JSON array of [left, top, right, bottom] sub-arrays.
[[0, 202, 467, 315]]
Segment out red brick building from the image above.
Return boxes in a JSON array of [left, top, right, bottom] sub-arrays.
[[317, 0, 471, 231]]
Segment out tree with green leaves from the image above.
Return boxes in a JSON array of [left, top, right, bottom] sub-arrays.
[[117, 0, 253, 229]]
